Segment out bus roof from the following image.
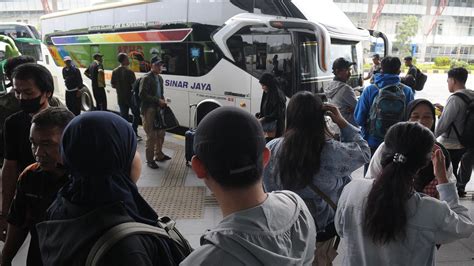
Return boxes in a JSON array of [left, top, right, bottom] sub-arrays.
[[292, 0, 369, 42], [40, 0, 151, 20]]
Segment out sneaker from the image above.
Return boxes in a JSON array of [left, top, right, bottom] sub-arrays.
[[147, 161, 159, 169], [458, 189, 467, 198], [136, 135, 143, 141], [156, 155, 172, 162]]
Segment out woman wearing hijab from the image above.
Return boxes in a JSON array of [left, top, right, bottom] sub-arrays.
[[36, 112, 179, 266], [366, 99, 456, 198], [255, 73, 286, 140]]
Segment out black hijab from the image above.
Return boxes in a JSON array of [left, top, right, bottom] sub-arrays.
[[404, 99, 450, 194], [405, 99, 436, 132], [59, 111, 157, 225]]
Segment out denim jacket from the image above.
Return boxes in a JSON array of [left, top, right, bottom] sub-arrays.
[[263, 124, 370, 232]]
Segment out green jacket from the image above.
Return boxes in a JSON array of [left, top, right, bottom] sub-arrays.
[[139, 72, 164, 114]]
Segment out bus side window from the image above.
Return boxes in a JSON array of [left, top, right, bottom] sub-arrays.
[[227, 36, 247, 71], [161, 43, 188, 76], [189, 45, 204, 77]]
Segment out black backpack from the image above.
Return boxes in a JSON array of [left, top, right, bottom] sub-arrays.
[[414, 70, 427, 91], [451, 92, 474, 148], [86, 216, 193, 266], [132, 77, 142, 109]]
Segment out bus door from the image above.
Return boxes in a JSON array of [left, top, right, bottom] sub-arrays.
[[213, 13, 330, 113]]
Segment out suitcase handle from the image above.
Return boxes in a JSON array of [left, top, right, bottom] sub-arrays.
[[189, 104, 197, 129]]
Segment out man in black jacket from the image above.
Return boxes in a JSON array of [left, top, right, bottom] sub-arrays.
[[404, 56, 419, 92], [139, 57, 171, 169], [62, 56, 83, 115]]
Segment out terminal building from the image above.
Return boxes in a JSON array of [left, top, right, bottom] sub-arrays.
[[334, 0, 474, 62], [0, 0, 90, 26]]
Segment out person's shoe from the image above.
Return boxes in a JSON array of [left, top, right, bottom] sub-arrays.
[[136, 135, 143, 141], [156, 155, 172, 162], [458, 189, 467, 198], [147, 161, 159, 169]]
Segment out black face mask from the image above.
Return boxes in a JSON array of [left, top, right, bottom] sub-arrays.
[[20, 94, 44, 114]]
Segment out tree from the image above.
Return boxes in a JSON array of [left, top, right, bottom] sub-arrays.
[[393, 16, 419, 57]]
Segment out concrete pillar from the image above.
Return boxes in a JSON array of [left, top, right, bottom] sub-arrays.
[[419, 0, 433, 63], [367, 0, 374, 29], [51, 0, 58, 12]]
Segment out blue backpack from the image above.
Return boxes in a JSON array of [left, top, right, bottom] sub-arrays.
[[368, 84, 406, 140]]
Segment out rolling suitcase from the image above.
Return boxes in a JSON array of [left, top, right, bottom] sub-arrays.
[[185, 104, 197, 166]]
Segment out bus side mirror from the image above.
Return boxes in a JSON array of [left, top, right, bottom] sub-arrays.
[[369, 30, 391, 57], [310, 21, 331, 73]]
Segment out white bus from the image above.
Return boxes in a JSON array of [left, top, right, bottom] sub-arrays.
[[40, 0, 389, 126]]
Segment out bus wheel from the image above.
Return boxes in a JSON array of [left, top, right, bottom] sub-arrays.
[[80, 87, 94, 111]]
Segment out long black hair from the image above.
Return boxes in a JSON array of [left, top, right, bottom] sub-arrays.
[[278, 91, 328, 190], [364, 122, 435, 244]]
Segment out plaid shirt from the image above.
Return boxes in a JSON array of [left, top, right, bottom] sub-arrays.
[[422, 179, 439, 199]]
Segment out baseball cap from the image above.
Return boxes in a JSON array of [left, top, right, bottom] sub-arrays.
[[150, 56, 163, 65], [332, 57, 355, 70], [194, 107, 266, 182], [93, 53, 103, 59], [63, 56, 72, 61]]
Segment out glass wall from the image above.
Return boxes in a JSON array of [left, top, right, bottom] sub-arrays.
[[0, 0, 91, 27], [334, 0, 474, 62]]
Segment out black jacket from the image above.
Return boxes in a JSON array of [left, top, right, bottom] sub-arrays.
[[36, 200, 178, 266], [62, 66, 83, 90], [139, 72, 164, 114], [258, 88, 286, 137]]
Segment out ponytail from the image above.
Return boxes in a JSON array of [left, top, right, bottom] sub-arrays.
[[363, 122, 435, 244]]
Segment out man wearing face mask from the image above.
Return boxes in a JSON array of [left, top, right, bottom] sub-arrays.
[[0, 63, 55, 241], [1, 107, 74, 266]]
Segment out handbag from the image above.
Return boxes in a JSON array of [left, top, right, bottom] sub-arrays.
[[307, 183, 340, 264], [261, 120, 277, 138], [154, 106, 179, 130]]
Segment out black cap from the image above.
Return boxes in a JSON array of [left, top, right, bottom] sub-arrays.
[[150, 56, 163, 65], [194, 107, 265, 178], [332, 57, 355, 70], [404, 56, 413, 61], [93, 53, 103, 60]]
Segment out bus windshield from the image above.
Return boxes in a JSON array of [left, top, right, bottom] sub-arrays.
[[14, 38, 43, 62], [0, 24, 35, 39]]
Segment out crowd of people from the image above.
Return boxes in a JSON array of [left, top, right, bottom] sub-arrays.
[[0, 50, 473, 266]]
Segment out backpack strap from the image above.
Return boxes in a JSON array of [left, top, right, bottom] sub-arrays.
[[449, 92, 472, 140], [85, 222, 170, 266], [452, 91, 471, 105], [374, 83, 405, 92]]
